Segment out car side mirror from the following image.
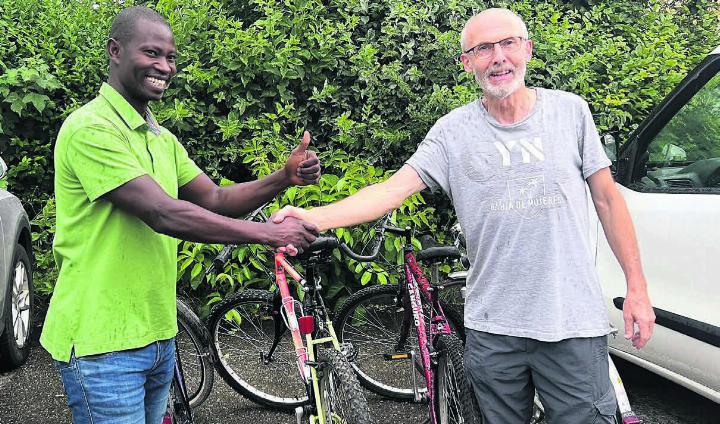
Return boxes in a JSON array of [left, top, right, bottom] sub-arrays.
[[601, 134, 619, 177], [601, 134, 617, 162], [0, 156, 7, 180]]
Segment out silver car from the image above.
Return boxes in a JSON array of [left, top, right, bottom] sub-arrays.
[[0, 156, 34, 371]]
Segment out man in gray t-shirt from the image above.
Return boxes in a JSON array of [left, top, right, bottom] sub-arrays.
[[275, 7, 655, 424]]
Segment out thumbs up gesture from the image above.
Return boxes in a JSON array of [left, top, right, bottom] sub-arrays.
[[284, 131, 321, 186]]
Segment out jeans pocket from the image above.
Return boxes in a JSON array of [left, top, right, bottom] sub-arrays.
[[78, 351, 118, 361], [53, 359, 74, 371], [593, 388, 618, 423]]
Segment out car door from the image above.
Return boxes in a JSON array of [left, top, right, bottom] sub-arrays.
[[597, 47, 720, 402], [0, 159, 8, 336]]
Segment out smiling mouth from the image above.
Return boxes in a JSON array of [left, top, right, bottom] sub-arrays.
[[490, 69, 513, 77], [146, 76, 167, 89]]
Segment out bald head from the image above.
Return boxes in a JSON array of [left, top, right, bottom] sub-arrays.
[[460, 8, 529, 52]]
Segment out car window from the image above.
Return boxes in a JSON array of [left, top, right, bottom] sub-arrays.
[[631, 73, 720, 192]]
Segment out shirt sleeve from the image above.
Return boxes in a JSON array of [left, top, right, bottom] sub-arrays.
[[405, 120, 451, 196], [64, 124, 147, 202], [578, 100, 612, 179], [172, 136, 202, 187]]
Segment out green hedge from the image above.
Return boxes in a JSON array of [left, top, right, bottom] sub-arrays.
[[1, 0, 718, 312]]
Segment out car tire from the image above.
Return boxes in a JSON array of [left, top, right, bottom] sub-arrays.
[[0, 244, 33, 371]]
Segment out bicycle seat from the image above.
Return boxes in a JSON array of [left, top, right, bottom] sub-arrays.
[[416, 246, 461, 263], [435, 272, 467, 288]]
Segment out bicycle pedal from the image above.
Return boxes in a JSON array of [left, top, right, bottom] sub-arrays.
[[383, 352, 410, 360], [294, 406, 304, 424]]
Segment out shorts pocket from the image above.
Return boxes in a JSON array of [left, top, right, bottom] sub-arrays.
[[593, 388, 618, 423]]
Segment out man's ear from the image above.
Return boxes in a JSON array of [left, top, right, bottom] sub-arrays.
[[460, 53, 473, 73], [107, 38, 121, 64], [525, 39, 534, 61]]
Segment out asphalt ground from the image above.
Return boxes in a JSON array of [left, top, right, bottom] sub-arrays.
[[0, 338, 424, 424], [1, 338, 718, 423]]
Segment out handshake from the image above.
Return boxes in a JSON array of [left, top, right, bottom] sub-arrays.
[[264, 206, 316, 256]]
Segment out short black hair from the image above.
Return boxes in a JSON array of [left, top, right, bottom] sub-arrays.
[[109, 6, 170, 44]]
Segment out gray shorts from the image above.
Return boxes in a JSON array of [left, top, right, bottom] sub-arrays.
[[464, 330, 617, 424]]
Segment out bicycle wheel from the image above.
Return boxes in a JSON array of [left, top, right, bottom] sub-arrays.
[[317, 348, 373, 424], [333, 284, 464, 401], [434, 333, 482, 424], [176, 299, 214, 408], [165, 376, 193, 424], [207, 289, 308, 410]]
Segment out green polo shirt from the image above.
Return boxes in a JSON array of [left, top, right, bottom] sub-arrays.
[[41, 83, 202, 362]]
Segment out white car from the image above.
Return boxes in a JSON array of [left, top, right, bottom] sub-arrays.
[[596, 46, 720, 403], [0, 156, 34, 371]]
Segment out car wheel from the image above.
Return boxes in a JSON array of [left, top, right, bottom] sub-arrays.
[[0, 244, 33, 371]]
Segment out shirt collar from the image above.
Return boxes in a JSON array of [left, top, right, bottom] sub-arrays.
[[99, 83, 151, 131]]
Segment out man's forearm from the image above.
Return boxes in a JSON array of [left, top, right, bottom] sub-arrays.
[[595, 193, 646, 291], [214, 170, 288, 217], [305, 184, 398, 231], [151, 197, 271, 245]]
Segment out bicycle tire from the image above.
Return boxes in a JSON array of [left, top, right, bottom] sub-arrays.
[[434, 333, 482, 424], [317, 348, 373, 424], [333, 284, 464, 401], [166, 377, 194, 424], [207, 289, 308, 410], [176, 299, 215, 408]]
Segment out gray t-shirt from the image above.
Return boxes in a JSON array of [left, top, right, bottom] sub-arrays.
[[407, 88, 613, 341]]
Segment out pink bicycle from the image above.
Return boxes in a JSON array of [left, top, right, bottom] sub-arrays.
[[333, 221, 480, 424], [207, 235, 374, 423]]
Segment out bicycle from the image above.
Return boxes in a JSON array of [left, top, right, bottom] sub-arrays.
[[162, 298, 215, 424], [163, 203, 274, 424], [332, 219, 480, 424], [207, 236, 373, 423]]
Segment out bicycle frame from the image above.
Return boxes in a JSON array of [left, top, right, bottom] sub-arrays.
[[272, 251, 343, 424], [396, 237, 453, 424], [163, 341, 193, 424]]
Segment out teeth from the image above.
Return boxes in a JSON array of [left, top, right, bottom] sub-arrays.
[[147, 77, 166, 89]]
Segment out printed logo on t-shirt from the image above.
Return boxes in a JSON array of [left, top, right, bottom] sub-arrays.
[[487, 137, 565, 219], [493, 137, 544, 167], [489, 175, 564, 219]]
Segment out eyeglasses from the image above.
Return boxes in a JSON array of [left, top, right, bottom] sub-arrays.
[[463, 36, 526, 59]]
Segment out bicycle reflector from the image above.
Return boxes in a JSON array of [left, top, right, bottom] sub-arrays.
[[298, 315, 315, 335]]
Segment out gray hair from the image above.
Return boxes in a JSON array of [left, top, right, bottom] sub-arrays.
[[460, 9, 529, 52], [109, 6, 170, 44]]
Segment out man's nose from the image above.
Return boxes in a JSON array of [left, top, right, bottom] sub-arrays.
[[490, 44, 507, 64], [154, 58, 173, 74]]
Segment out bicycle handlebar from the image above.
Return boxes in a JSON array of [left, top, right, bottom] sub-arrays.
[[212, 244, 236, 270], [208, 211, 410, 267]]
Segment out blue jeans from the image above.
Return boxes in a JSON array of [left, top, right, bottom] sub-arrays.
[[54, 339, 175, 424]]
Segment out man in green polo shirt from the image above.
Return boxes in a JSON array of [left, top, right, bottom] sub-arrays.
[[41, 6, 320, 423]]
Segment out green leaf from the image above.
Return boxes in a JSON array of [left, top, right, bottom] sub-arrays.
[[23, 93, 50, 114], [10, 99, 25, 116], [191, 262, 203, 280]]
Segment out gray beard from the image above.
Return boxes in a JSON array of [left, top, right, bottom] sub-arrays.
[[476, 64, 527, 99]]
